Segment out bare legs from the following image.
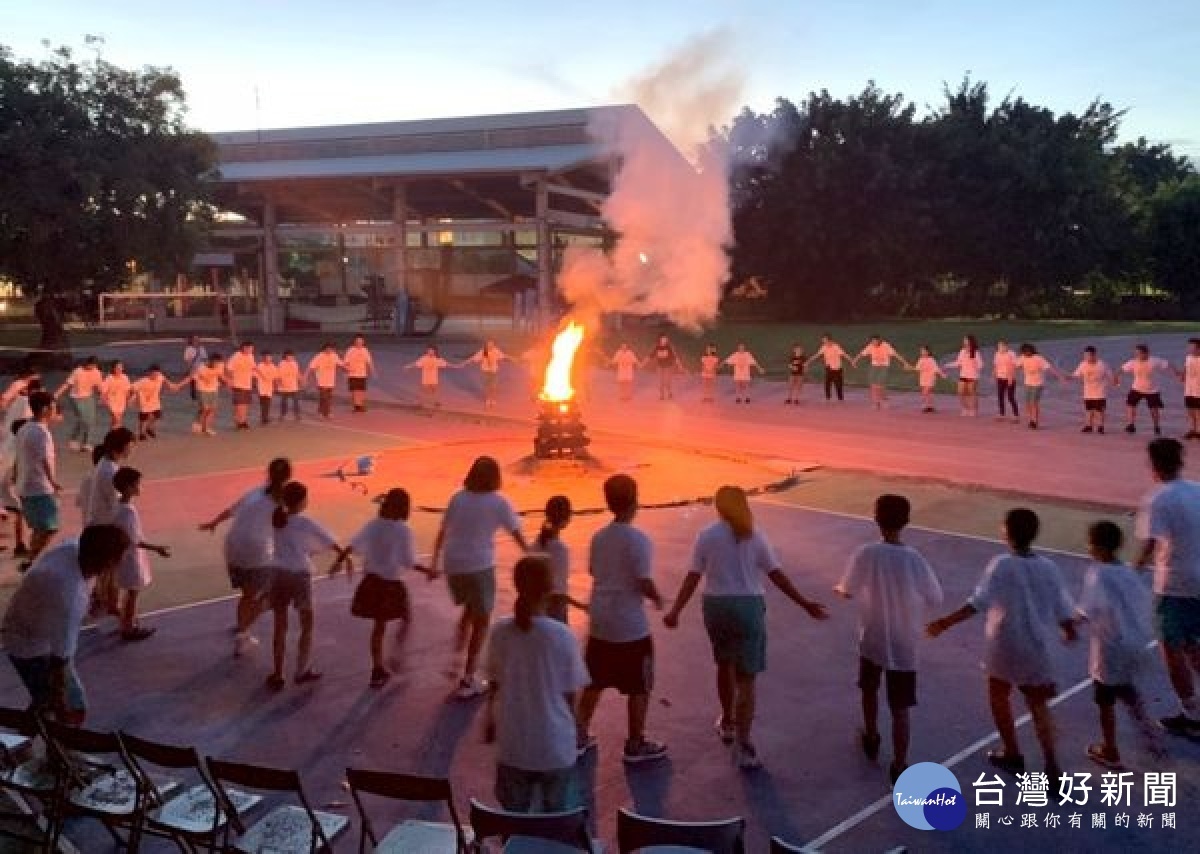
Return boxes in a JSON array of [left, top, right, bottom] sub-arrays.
[[271, 606, 315, 681], [988, 677, 1060, 773]]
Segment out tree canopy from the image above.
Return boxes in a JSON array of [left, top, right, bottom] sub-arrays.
[[723, 80, 1199, 320], [0, 41, 216, 296]]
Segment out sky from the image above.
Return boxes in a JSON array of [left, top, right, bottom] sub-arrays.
[[4, 1, 1199, 157]]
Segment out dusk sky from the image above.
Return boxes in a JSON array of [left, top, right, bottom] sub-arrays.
[[5, 1, 1199, 157]]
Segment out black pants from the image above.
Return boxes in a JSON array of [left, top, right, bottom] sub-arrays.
[[259, 396, 272, 424], [318, 387, 333, 417], [824, 368, 845, 401], [997, 378, 1018, 416]]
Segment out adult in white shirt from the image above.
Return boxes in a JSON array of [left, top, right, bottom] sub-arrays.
[[406, 346, 449, 409], [992, 340, 1020, 421], [665, 486, 829, 770], [1071, 346, 1117, 434], [724, 342, 764, 404], [944, 335, 984, 416], [807, 334, 852, 402], [1121, 344, 1172, 435], [835, 494, 942, 783], [431, 456, 528, 699], [1134, 439, 1200, 735], [857, 335, 911, 410], [183, 335, 208, 401], [575, 474, 669, 764], [485, 556, 590, 812], [1, 526, 130, 724], [14, 391, 63, 565], [54, 355, 104, 452], [343, 335, 374, 413], [306, 343, 343, 418], [609, 344, 641, 402], [1180, 337, 1200, 440], [225, 342, 257, 430], [461, 340, 509, 408], [1016, 344, 1064, 430], [200, 458, 293, 656]]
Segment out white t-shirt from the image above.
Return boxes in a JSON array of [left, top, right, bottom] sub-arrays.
[[587, 521, 654, 643], [967, 553, 1075, 686], [273, 515, 337, 575], [226, 352, 256, 390], [1136, 479, 1200, 597], [700, 354, 720, 378], [4, 393, 32, 434], [101, 374, 131, 410], [1122, 357, 1169, 394], [440, 490, 520, 576], [132, 376, 165, 412], [542, 537, 570, 596], [1185, 354, 1200, 398], [343, 345, 373, 379], [224, 487, 278, 569], [839, 542, 944, 671], [86, 457, 120, 526], [1076, 561, 1152, 685], [276, 360, 301, 393], [818, 343, 849, 370], [308, 352, 342, 388], [192, 365, 222, 394], [413, 354, 448, 386], [14, 421, 55, 497], [1018, 354, 1051, 387], [993, 350, 1017, 381], [1, 541, 91, 659], [612, 350, 639, 382], [486, 616, 589, 772], [255, 362, 279, 396], [113, 503, 152, 591], [469, 347, 506, 373], [724, 352, 761, 382], [860, 342, 898, 368], [916, 356, 942, 388], [690, 522, 779, 597], [350, 518, 416, 581], [1073, 360, 1112, 400], [951, 349, 983, 380], [66, 366, 104, 398], [184, 344, 208, 371]]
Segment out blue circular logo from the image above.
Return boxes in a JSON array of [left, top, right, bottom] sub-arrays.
[[892, 762, 965, 831]]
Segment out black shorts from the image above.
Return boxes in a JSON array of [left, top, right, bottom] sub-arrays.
[[351, 573, 410, 622], [988, 677, 1058, 700], [228, 564, 273, 594], [137, 410, 162, 422], [269, 571, 313, 611], [1186, 396, 1200, 411], [858, 657, 917, 709], [585, 635, 654, 696], [348, 377, 367, 392], [1127, 390, 1164, 409], [1093, 680, 1139, 707], [1084, 398, 1107, 412], [232, 388, 253, 406]]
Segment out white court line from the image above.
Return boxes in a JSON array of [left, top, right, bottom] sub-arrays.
[[752, 495, 1090, 560]]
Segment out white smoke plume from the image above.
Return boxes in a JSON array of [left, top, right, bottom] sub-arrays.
[[557, 29, 744, 331]]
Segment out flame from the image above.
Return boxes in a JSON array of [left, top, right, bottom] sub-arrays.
[[540, 322, 585, 403]]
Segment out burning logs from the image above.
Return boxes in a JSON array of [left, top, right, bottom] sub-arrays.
[[535, 399, 590, 459]]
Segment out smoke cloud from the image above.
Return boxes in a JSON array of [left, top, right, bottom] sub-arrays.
[[557, 29, 744, 331]]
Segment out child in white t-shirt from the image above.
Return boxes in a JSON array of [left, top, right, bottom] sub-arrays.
[[101, 361, 132, 429], [836, 494, 943, 783], [407, 346, 450, 409], [55, 356, 105, 451], [276, 351, 302, 420], [131, 365, 179, 441], [112, 467, 169, 642], [255, 351, 279, 425], [1181, 337, 1200, 440], [943, 335, 984, 416], [993, 340, 1020, 421], [1075, 520, 1162, 767], [1016, 344, 1064, 430], [912, 345, 946, 413], [928, 508, 1076, 781], [534, 494, 585, 625], [306, 343, 343, 419], [1071, 346, 1116, 434], [1121, 344, 1172, 435], [335, 487, 435, 688], [724, 342, 764, 404], [461, 340, 509, 408], [699, 345, 720, 404], [858, 336, 911, 410], [610, 344, 640, 402]]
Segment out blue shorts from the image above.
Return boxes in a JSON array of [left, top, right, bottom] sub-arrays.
[[1155, 595, 1200, 647], [495, 764, 577, 813], [867, 365, 889, 386], [447, 569, 496, 618], [9, 655, 87, 716], [1025, 385, 1044, 404], [20, 494, 59, 532], [702, 595, 767, 675], [198, 391, 218, 408]]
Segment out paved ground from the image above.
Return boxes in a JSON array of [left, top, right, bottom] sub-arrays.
[[0, 329, 1198, 851]]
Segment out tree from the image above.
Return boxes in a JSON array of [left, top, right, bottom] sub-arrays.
[[0, 41, 217, 308], [1144, 176, 1200, 314]]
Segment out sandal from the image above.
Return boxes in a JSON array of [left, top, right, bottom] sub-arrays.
[[295, 669, 323, 684]]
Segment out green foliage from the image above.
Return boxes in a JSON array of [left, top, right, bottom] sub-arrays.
[[723, 78, 1196, 320], [0, 41, 217, 295]]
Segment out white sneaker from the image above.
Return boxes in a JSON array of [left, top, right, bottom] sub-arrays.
[[191, 422, 202, 434], [455, 675, 488, 700], [734, 742, 763, 770], [234, 633, 259, 657], [203, 428, 217, 436], [68, 440, 81, 451]]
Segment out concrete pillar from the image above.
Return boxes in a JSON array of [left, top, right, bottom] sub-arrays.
[[535, 176, 551, 330], [392, 184, 408, 295], [262, 198, 283, 334]]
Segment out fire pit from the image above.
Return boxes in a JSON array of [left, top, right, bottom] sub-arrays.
[[534, 321, 591, 460]]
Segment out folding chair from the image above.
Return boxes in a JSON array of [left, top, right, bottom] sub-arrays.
[[206, 757, 348, 853], [346, 768, 470, 853], [42, 719, 157, 851], [769, 837, 807, 854], [616, 808, 745, 854], [119, 732, 262, 853], [468, 799, 595, 853], [0, 706, 56, 850]]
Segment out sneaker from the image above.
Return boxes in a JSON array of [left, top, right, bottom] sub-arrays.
[[13, 544, 28, 557], [265, 673, 286, 691], [715, 717, 736, 745], [203, 428, 216, 436], [80, 444, 93, 453], [860, 730, 881, 761], [1097, 426, 1105, 434], [295, 669, 323, 684], [233, 633, 259, 658], [1028, 422, 1038, 430], [455, 675, 488, 700], [1081, 426, 1093, 433], [986, 749, 1025, 774], [623, 738, 668, 764], [120, 626, 156, 642], [67, 440, 81, 451], [1125, 424, 1136, 434], [576, 734, 598, 758], [1158, 713, 1200, 736], [369, 668, 391, 689], [889, 760, 907, 785], [734, 742, 763, 771], [191, 422, 202, 434], [146, 428, 157, 438], [1154, 426, 1163, 436], [1086, 743, 1122, 769]]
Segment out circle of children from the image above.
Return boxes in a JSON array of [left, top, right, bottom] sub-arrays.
[[2, 359, 1200, 815]]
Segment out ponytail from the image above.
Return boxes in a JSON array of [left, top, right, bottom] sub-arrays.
[[714, 485, 754, 541], [536, 495, 572, 549], [512, 556, 553, 631]]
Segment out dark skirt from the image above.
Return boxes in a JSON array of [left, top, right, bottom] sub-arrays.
[[351, 573, 411, 622]]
